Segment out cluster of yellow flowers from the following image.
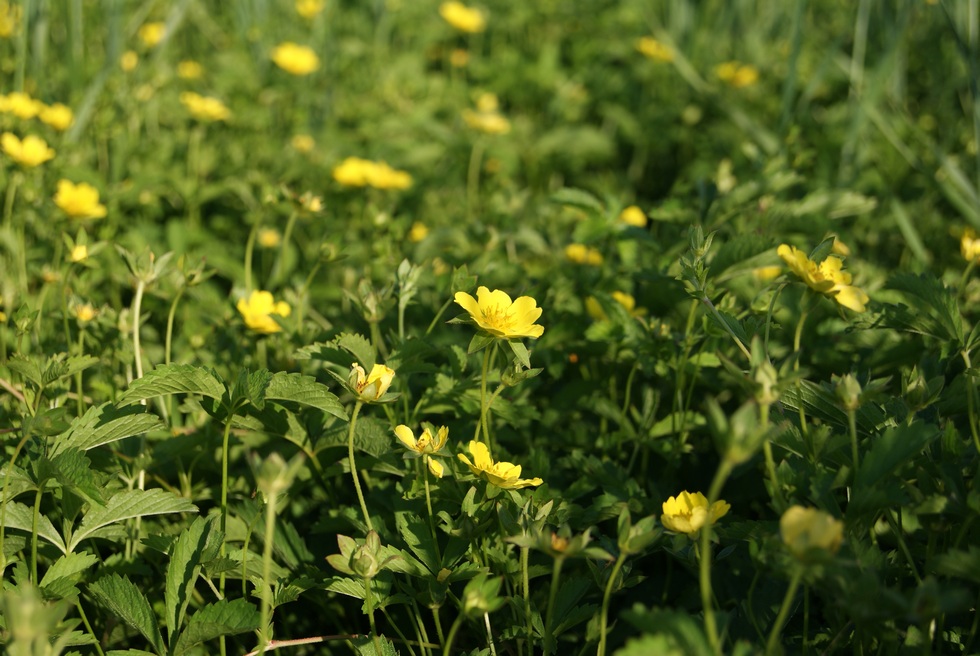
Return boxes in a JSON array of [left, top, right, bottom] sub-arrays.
[[332, 157, 413, 190], [565, 243, 603, 266], [0, 91, 73, 130], [716, 61, 759, 88], [179, 92, 231, 123], [236, 290, 291, 334], [271, 42, 320, 76], [462, 93, 511, 135], [439, 1, 486, 33], [636, 37, 674, 62], [777, 243, 869, 312]]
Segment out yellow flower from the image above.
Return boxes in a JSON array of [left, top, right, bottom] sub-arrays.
[[439, 1, 486, 33], [462, 96, 511, 135], [291, 134, 315, 153], [54, 180, 107, 219], [295, 0, 325, 18], [332, 157, 412, 190], [1, 91, 43, 119], [120, 50, 139, 71], [454, 286, 544, 339], [619, 205, 648, 228], [257, 228, 281, 248], [0, 1, 21, 38], [271, 42, 320, 76], [368, 161, 413, 190], [962, 229, 980, 262], [716, 61, 759, 88], [780, 505, 843, 559], [661, 491, 730, 538], [408, 222, 429, 242], [333, 157, 374, 186], [138, 22, 166, 48], [458, 441, 542, 489], [565, 243, 603, 266], [179, 92, 231, 122], [69, 244, 89, 263], [777, 244, 869, 312], [585, 291, 644, 321], [394, 424, 449, 477], [236, 290, 291, 334], [350, 363, 395, 401], [636, 36, 674, 62], [176, 60, 203, 80], [2, 133, 55, 167], [449, 48, 470, 68], [753, 265, 783, 282], [73, 303, 97, 323], [39, 103, 73, 131]]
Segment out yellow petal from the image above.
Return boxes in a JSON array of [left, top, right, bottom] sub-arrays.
[[394, 425, 418, 451]]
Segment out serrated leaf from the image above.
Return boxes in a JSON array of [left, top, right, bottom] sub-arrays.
[[118, 364, 225, 406], [396, 512, 440, 574], [49, 448, 106, 506], [0, 464, 37, 502], [40, 552, 99, 589], [53, 355, 100, 382], [166, 516, 213, 646], [6, 354, 44, 387], [550, 187, 605, 215], [265, 372, 347, 421], [0, 501, 67, 554], [855, 424, 938, 491], [54, 403, 165, 455], [230, 368, 273, 410], [172, 598, 261, 655], [69, 489, 198, 552], [336, 332, 377, 368], [886, 273, 964, 345], [351, 635, 399, 656], [89, 574, 166, 655]]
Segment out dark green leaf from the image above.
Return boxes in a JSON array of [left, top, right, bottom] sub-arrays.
[[265, 372, 347, 421], [89, 574, 166, 656], [173, 598, 261, 655], [166, 516, 214, 645], [118, 364, 225, 406], [54, 403, 165, 455]]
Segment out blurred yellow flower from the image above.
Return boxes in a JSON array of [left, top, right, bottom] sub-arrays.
[[0, 1, 21, 38], [69, 244, 89, 263], [661, 491, 730, 538], [176, 60, 203, 80], [619, 205, 648, 227], [585, 291, 644, 321], [753, 265, 782, 282], [408, 222, 429, 242], [395, 424, 449, 478], [716, 61, 759, 88], [237, 290, 291, 334], [179, 92, 231, 122], [439, 1, 486, 33], [831, 236, 851, 256], [454, 286, 544, 339], [291, 134, 315, 153], [257, 228, 281, 248], [565, 243, 603, 266], [54, 180, 107, 219], [449, 48, 470, 68], [73, 303, 98, 323], [458, 441, 543, 489], [636, 36, 674, 62], [332, 157, 412, 190], [780, 505, 843, 559], [295, 0, 325, 18], [777, 244, 869, 312], [138, 22, 166, 48], [961, 229, 980, 262], [2, 133, 55, 167], [462, 93, 510, 134], [39, 103, 73, 131], [271, 42, 320, 75], [2, 92, 44, 119], [120, 50, 139, 71], [350, 363, 395, 401]]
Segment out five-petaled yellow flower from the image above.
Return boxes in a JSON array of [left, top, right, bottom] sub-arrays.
[[350, 363, 396, 401], [636, 37, 674, 62], [439, 1, 486, 33], [780, 505, 843, 560], [777, 244, 869, 312], [54, 180, 108, 219], [236, 290, 291, 334], [454, 286, 544, 339], [179, 92, 231, 122], [395, 424, 449, 478], [458, 441, 542, 489], [2, 132, 55, 167], [271, 42, 320, 75], [661, 491, 730, 538]]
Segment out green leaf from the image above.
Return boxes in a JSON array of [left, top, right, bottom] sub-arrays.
[[505, 340, 531, 369], [117, 364, 225, 406], [886, 273, 964, 345], [620, 606, 712, 656], [6, 354, 44, 387], [0, 501, 67, 554], [53, 403, 165, 455], [106, 651, 160, 656], [166, 516, 214, 646], [49, 448, 106, 506], [647, 412, 705, 440], [550, 187, 606, 215], [265, 372, 347, 421], [39, 552, 99, 592], [467, 332, 495, 355], [855, 424, 938, 491], [933, 546, 980, 584], [69, 489, 198, 552], [336, 332, 377, 368], [172, 598, 261, 655], [351, 635, 399, 656], [229, 368, 273, 410], [51, 355, 100, 383], [89, 574, 166, 656], [396, 511, 440, 574]]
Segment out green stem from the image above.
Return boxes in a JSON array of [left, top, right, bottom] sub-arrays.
[[700, 295, 751, 361], [847, 408, 860, 477], [598, 553, 628, 656], [544, 555, 565, 655], [426, 296, 455, 337], [31, 485, 43, 581], [765, 569, 803, 655], [370, 321, 389, 360], [521, 545, 532, 652], [432, 606, 446, 648], [132, 279, 146, 380], [187, 125, 204, 230], [75, 324, 86, 416], [365, 579, 384, 656], [3, 173, 25, 294], [962, 351, 980, 455], [442, 613, 464, 656], [760, 403, 785, 510], [381, 606, 419, 656], [466, 138, 486, 220], [793, 305, 809, 437], [423, 463, 441, 563], [270, 211, 298, 287], [75, 597, 107, 656], [476, 343, 497, 449], [219, 414, 236, 596], [348, 401, 374, 531], [699, 460, 734, 655], [244, 222, 259, 294], [258, 489, 279, 652]]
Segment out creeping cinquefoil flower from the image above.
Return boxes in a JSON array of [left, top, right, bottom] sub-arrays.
[[349, 363, 395, 401], [454, 286, 544, 339], [661, 491, 730, 538], [236, 290, 291, 334], [54, 180, 107, 220], [458, 441, 542, 489], [394, 424, 449, 477], [2, 133, 54, 167], [271, 42, 320, 75], [777, 243, 869, 312]]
